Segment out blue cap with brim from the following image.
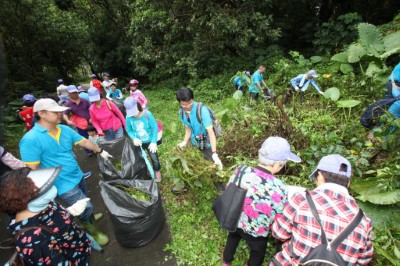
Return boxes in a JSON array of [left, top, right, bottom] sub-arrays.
[[309, 154, 352, 179]]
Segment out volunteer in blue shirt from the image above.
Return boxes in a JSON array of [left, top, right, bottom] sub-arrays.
[[106, 82, 124, 101], [386, 63, 400, 98], [233, 71, 251, 92], [19, 98, 113, 246], [124, 97, 162, 183], [249, 65, 267, 102], [290, 70, 323, 96], [176, 87, 223, 170]]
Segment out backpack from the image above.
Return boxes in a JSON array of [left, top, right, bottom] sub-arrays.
[[295, 191, 364, 266], [179, 102, 222, 137], [360, 97, 399, 128], [92, 79, 102, 92]]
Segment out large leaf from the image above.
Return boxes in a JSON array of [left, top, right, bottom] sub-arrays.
[[331, 52, 348, 63], [357, 190, 400, 205], [323, 87, 340, 101], [310, 56, 322, 63], [365, 62, 384, 77], [233, 90, 243, 100], [347, 43, 366, 63], [340, 63, 353, 74], [383, 31, 400, 53], [357, 201, 400, 230], [358, 23, 384, 52], [336, 100, 361, 108]]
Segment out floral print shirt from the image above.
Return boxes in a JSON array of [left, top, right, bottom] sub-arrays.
[[227, 166, 288, 238], [8, 201, 91, 266]]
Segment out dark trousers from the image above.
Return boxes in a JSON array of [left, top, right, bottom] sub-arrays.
[[77, 127, 92, 154], [200, 147, 213, 161], [223, 228, 268, 266], [142, 142, 161, 171]]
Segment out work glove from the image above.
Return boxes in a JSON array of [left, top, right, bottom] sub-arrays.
[[133, 138, 142, 146], [212, 153, 223, 170], [67, 198, 90, 216], [149, 143, 158, 153], [178, 141, 187, 149], [294, 86, 300, 92], [99, 149, 113, 160], [318, 90, 324, 95]]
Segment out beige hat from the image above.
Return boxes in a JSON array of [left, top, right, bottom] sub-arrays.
[[33, 98, 69, 112]]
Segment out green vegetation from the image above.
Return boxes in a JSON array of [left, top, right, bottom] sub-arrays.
[[1, 1, 400, 265], [114, 185, 152, 203]]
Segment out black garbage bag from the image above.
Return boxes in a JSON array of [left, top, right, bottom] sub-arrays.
[[99, 179, 165, 247], [97, 137, 148, 180]]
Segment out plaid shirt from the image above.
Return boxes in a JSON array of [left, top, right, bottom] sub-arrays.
[[271, 183, 373, 265]]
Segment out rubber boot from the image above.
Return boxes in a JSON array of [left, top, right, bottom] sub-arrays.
[[80, 215, 109, 246]]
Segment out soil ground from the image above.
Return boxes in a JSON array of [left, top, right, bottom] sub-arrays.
[[0, 147, 177, 266]]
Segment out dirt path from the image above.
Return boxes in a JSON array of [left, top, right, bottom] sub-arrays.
[[0, 147, 176, 266]]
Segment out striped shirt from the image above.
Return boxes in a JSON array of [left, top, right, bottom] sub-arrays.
[[271, 183, 373, 265]]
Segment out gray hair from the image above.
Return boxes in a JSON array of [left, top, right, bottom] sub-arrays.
[[259, 149, 287, 167]]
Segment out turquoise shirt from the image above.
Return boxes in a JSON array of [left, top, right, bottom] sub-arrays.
[[179, 102, 213, 148], [19, 124, 84, 195], [79, 92, 90, 102], [249, 70, 263, 93], [126, 110, 158, 144]]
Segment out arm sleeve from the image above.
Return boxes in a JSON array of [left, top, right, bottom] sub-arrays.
[[357, 220, 374, 265], [200, 106, 213, 129], [117, 90, 123, 100], [310, 80, 322, 92], [126, 117, 136, 140], [271, 198, 297, 241], [89, 108, 102, 133], [110, 101, 126, 129], [1, 152, 25, 169], [106, 91, 112, 101], [138, 92, 148, 107], [147, 112, 158, 144], [63, 103, 71, 115], [20, 137, 42, 165], [64, 125, 85, 144]]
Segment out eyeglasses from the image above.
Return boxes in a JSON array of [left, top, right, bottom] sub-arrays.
[[180, 100, 193, 108]]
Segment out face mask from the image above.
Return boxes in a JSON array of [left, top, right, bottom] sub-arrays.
[[27, 186, 58, 213]]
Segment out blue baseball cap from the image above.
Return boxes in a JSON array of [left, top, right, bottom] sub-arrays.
[[22, 94, 36, 103], [57, 79, 63, 83], [307, 70, 318, 78], [67, 85, 79, 93], [91, 73, 97, 78], [309, 154, 352, 179], [124, 97, 139, 117], [259, 137, 301, 163], [88, 87, 100, 102]]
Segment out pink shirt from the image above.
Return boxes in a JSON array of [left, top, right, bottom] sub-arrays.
[[130, 90, 148, 108], [89, 99, 126, 133]]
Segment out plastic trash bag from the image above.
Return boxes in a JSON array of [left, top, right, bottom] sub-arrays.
[[99, 179, 165, 247], [97, 137, 148, 181]]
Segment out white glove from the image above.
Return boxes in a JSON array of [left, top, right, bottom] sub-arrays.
[[99, 149, 113, 160], [318, 90, 324, 95], [178, 141, 187, 149], [149, 143, 157, 153], [133, 138, 142, 146], [212, 153, 223, 170], [294, 86, 300, 92], [67, 198, 90, 216]]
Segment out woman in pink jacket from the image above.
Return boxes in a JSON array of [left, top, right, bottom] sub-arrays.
[[88, 87, 126, 141], [129, 79, 148, 109]]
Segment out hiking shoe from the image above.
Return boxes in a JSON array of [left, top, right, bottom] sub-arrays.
[[155, 171, 162, 183], [171, 187, 188, 195], [83, 171, 92, 179]]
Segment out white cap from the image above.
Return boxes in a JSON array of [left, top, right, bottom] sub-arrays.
[[28, 166, 61, 199], [33, 98, 69, 112]]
